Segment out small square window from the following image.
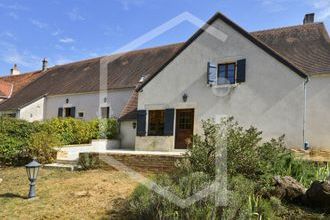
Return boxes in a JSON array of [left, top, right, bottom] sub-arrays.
[[101, 107, 110, 119], [78, 112, 84, 118]]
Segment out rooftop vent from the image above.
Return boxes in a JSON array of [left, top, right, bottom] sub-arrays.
[[139, 75, 145, 83], [303, 13, 315, 24], [10, 64, 20, 76]]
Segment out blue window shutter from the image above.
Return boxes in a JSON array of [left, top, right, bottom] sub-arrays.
[[71, 107, 76, 118], [164, 109, 175, 136], [207, 62, 217, 85], [137, 110, 146, 136], [237, 59, 246, 83], [58, 108, 63, 117]]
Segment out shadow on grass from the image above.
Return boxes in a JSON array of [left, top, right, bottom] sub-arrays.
[[103, 198, 133, 220], [0, 193, 26, 199]]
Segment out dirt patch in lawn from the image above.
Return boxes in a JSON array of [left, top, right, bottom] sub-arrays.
[[0, 168, 140, 219]]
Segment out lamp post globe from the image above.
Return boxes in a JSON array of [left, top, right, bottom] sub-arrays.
[[25, 159, 41, 199]]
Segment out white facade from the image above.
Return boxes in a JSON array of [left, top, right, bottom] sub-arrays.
[[19, 97, 46, 122], [137, 18, 306, 151], [119, 120, 137, 148], [15, 89, 133, 122], [306, 75, 330, 149]]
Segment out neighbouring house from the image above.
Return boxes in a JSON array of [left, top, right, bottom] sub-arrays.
[[0, 44, 182, 148], [0, 64, 44, 106], [0, 12, 329, 150]]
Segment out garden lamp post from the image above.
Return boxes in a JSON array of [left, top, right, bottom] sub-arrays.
[[25, 159, 41, 199]]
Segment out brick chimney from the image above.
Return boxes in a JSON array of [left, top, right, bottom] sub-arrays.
[[10, 64, 20, 75], [42, 58, 48, 71], [303, 13, 315, 24]]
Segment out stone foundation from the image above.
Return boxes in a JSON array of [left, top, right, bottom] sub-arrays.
[[79, 152, 183, 172]]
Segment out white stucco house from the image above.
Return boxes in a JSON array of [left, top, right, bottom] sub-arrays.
[[0, 12, 329, 151], [133, 12, 330, 151]]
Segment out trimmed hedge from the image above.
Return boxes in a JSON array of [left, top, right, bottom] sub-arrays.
[[0, 116, 118, 166]]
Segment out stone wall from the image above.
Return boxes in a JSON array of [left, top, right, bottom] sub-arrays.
[[79, 152, 183, 172]]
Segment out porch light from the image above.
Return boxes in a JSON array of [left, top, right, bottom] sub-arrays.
[[182, 93, 188, 102], [25, 159, 41, 199]]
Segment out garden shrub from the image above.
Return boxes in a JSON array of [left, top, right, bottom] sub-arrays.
[[42, 118, 118, 145], [0, 117, 43, 166], [128, 117, 330, 219], [78, 153, 102, 170], [25, 131, 60, 164], [0, 116, 119, 166], [42, 118, 96, 145]]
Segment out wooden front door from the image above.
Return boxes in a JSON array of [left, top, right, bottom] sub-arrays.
[[175, 109, 194, 149]]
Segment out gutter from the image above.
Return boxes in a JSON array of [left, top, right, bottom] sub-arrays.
[[303, 76, 310, 150]]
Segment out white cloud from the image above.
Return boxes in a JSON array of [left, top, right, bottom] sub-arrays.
[[312, 0, 330, 21], [53, 56, 73, 65], [0, 31, 15, 39], [7, 12, 19, 20], [116, 0, 145, 11], [103, 25, 123, 37], [0, 3, 28, 11], [68, 8, 85, 21], [52, 28, 62, 36], [59, 38, 75, 43], [0, 41, 41, 70], [258, 0, 292, 12], [30, 19, 48, 29]]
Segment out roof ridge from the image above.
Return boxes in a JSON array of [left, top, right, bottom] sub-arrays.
[[251, 22, 324, 34], [1, 42, 185, 76], [0, 70, 42, 79]]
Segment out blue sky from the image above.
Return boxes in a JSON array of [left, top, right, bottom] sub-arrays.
[[0, 0, 329, 76]]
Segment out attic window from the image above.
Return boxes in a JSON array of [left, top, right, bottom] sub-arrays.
[[207, 59, 246, 86], [218, 63, 236, 85]]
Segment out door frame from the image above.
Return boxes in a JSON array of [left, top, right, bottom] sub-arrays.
[[174, 108, 194, 149]]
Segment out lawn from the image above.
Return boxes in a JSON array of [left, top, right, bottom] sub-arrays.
[[0, 168, 138, 220]]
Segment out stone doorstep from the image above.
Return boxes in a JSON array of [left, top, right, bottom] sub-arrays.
[[43, 163, 80, 172]]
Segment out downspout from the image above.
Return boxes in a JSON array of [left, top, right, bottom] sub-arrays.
[[303, 76, 310, 150]]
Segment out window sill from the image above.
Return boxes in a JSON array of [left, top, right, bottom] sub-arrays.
[[211, 83, 239, 88]]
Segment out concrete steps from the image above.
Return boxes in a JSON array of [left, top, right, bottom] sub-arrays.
[[43, 163, 79, 171], [44, 158, 79, 171]]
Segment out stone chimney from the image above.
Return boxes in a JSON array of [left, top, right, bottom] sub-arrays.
[[42, 58, 48, 71], [303, 13, 315, 24], [10, 64, 20, 75]]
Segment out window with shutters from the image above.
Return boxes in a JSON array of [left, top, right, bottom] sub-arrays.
[[101, 107, 110, 119], [64, 107, 75, 118], [148, 110, 165, 136], [218, 63, 236, 85], [207, 59, 246, 86]]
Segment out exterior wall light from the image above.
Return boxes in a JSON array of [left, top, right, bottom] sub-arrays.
[[182, 93, 188, 102], [132, 122, 137, 129], [65, 98, 69, 104], [25, 159, 41, 199]]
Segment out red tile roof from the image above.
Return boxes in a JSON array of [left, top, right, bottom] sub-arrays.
[[0, 43, 182, 110], [0, 80, 13, 98], [252, 23, 330, 76], [0, 71, 44, 96]]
